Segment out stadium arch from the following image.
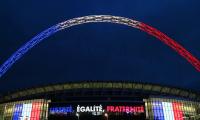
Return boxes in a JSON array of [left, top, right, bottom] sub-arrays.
[[0, 15, 199, 78]]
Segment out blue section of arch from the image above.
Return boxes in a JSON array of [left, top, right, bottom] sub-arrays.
[[0, 24, 60, 78]]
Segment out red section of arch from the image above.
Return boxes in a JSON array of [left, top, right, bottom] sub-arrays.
[[138, 22, 200, 72]]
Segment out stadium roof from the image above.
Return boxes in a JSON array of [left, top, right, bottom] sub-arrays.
[[1, 81, 200, 103]]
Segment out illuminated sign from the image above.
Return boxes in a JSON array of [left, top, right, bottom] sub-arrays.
[[49, 104, 145, 116], [77, 105, 104, 112], [106, 106, 144, 113], [77, 105, 104, 115], [49, 106, 73, 114]]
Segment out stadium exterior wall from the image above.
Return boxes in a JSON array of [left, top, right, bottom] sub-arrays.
[[0, 81, 200, 120]]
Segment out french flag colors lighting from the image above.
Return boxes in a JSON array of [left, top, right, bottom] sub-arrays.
[[4, 100, 47, 120], [152, 101, 184, 120], [0, 15, 200, 79]]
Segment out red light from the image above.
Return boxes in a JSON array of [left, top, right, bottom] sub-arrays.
[[106, 106, 144, 113], [139, 22, 200, 72], [30, 102, 42, 120], [172, 102, 183, 120]]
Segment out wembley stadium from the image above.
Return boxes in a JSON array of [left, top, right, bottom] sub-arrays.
[[0, 81, 200, 120], [0, 15, 200, 120]]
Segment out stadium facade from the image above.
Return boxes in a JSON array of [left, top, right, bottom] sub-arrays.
[[0, 81, 200, 120]]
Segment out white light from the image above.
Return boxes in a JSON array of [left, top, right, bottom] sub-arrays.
[[104, 113, 108, 117], [76, 112, 79, 117]]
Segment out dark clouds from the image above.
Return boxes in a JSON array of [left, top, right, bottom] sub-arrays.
[[0, 0, 200, 93]]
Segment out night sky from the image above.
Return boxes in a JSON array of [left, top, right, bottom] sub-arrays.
[[0, 0, 200, 94]]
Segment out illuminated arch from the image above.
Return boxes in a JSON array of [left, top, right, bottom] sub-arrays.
[[0, 15, 199, 78]]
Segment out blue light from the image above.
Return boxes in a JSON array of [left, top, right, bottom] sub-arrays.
[[0, 24, 60, 78], [152, 101, 164, 120], [49, 106, 73, 114], [12, 104, 23, 120]]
